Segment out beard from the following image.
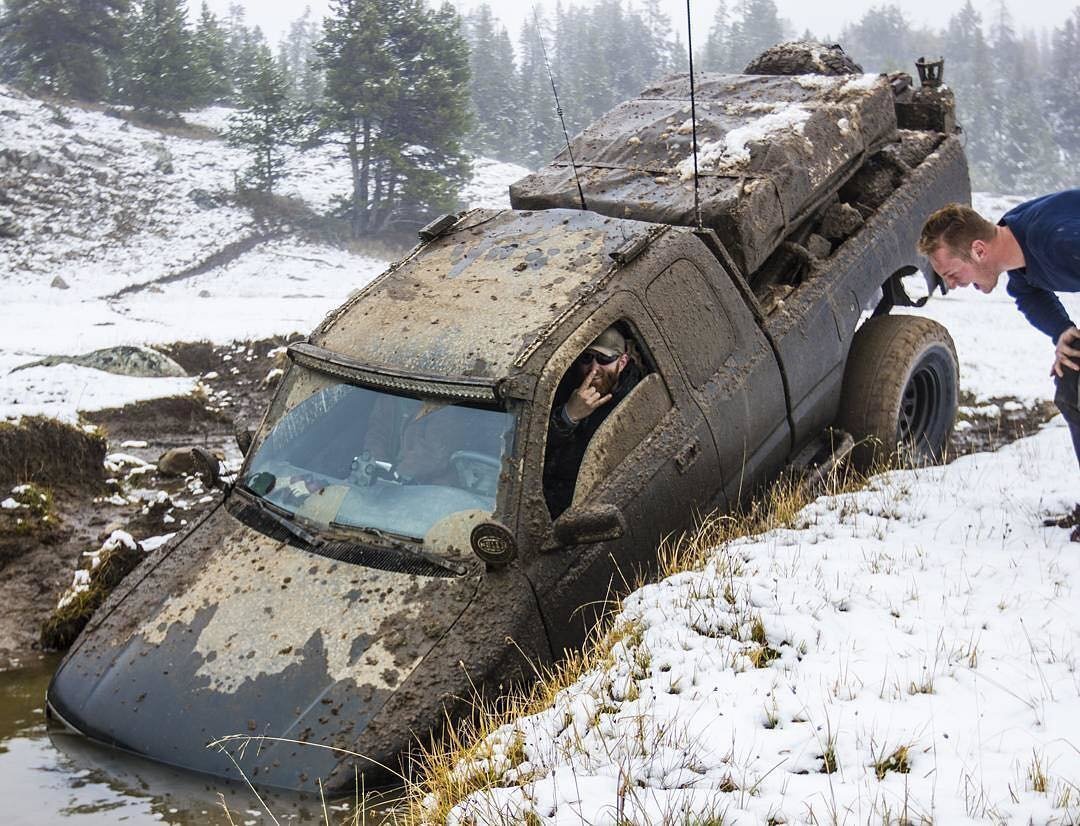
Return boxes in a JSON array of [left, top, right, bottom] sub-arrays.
[[590, 366, 619, 395]]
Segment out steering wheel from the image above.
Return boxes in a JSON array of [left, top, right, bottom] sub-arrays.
[[449, 451, 501, 493], [349, 452, 400, 487]]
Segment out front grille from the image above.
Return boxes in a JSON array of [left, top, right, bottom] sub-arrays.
[[229, 501, 459, 577]]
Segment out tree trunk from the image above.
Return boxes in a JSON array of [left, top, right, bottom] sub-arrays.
[[347, 116, 370, 238]]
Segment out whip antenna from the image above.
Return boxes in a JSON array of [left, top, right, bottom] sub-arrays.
[[685, 0, 703, 229], [533, 7, 588, 211]]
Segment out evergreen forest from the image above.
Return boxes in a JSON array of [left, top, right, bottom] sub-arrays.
[[0, 0, 1077, 236]]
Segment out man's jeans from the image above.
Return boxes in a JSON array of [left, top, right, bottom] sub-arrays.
[[1055, 364, 1080, 468]]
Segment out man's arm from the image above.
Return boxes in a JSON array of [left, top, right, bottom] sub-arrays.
[[1006, 273, 1074, 343]]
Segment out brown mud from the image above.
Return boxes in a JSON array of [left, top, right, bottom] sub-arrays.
[[949, 390, 1060, 458], [0, 336, 295, 669]]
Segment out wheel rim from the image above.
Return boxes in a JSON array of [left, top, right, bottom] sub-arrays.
[[897, 349, 951, 453]]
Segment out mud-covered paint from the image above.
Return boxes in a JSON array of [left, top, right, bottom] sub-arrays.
[[48, 507, 483, 790], [311, 209, 660, 383]]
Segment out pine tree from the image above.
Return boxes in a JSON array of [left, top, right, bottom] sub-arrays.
[[227, 44, 300, 192], [516, 12, 561, 167], [701, 1, 732, 71], [945, 0, 993, 175], [641, 0, 676, 75], [728, 0, 783, 71], [984, 1, 1061, 192], [314, 0, 472, 237], [1045, 8, 1080, 157], [840, 4, 916, 73], [0, 0, 128, 100], [191, 1, 231, 104], [222, 4, 269, 98], [279, 6, 323, 105], [121, 0, 197, 112], [464, 4, 520, 160]]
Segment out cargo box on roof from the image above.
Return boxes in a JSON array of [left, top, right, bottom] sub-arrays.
[[509, 72, 897, 275]]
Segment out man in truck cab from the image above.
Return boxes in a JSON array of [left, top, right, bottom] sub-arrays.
[[543, 325, 643, 517], [919, 192, 1080, 467]]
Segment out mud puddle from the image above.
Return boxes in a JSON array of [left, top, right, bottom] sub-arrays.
[[948, 391, 1060, 458], [0, 657, 398, 825]]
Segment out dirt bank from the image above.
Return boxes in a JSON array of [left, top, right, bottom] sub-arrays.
[[0, 336, 291, 668]]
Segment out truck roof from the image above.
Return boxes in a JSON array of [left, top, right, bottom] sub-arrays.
[[310, 208, 663, 388], [510, 72, 897, 275]]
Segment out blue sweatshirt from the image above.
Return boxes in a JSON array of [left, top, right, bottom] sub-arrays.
[[1001, 189, 1080, 343]]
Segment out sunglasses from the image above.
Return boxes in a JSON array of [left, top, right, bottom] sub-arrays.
[[576, 350, 621, 367]]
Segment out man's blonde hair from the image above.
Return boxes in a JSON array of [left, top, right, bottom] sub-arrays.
[[918, 203, 996, 260]]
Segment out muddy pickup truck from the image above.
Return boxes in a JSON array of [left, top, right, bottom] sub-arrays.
[[46, 49, 970, 793]]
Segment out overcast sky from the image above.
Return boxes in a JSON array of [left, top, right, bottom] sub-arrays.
[[205, 0, 1077, 49]]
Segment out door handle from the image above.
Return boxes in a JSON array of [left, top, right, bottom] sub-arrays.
[[675, 438, 700, 473]]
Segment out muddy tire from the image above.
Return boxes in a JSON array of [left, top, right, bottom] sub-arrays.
[[838, 315, 958, 469]]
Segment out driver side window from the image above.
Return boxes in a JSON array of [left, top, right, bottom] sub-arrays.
[[541, 320, 668, 519]]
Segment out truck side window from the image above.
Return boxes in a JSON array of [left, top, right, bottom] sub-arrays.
[[645, 260, 735, 389], [542, 321, 664, 519]]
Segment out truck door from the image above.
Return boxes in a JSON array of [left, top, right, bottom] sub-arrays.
[[643, 258, 790, 504], [528, 299, 723, 656]]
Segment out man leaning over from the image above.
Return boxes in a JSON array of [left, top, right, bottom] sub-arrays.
[[918, 189, 1080, 466]]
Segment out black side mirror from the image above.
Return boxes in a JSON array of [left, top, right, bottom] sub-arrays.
[[552, 504, 626, 546]]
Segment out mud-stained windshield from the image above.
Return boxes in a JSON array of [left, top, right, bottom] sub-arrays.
[[241, 367, 516, 541]]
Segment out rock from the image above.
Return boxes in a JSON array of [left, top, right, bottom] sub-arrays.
[[819, 202, 864, 242], [50, 276, 70, 290], [143, 142, 174, 174], [745, 41, 862, 76], [198, 290, 211, 298], [806, 233, 833, 260], [188, 188, 221, 210], [0, 207, 20, 239], [157, 446, 221, 485], [11, 345, 189, 378]]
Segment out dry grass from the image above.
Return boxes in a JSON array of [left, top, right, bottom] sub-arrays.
[[0, 416, 106, 490], [395, 462, 877, 824]]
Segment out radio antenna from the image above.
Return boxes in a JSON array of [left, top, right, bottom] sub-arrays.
[[533, 7, 588, 211], [685, 0, 703, 229]]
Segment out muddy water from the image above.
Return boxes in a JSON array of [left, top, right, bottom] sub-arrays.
[[0, 658, 396, 825]]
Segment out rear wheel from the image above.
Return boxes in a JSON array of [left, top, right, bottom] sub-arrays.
[[838, 315, 958, 469]]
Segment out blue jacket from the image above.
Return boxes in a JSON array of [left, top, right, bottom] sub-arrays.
[[1001, 189, 1080, 343]]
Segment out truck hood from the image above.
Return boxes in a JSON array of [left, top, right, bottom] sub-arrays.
[[46, 506, 480, 791]]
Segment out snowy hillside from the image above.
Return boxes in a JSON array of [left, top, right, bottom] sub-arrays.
[[0, 86, 526, 421], [441, 418, 1080, 825]]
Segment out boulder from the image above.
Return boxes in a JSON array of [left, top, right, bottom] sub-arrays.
[[157, 446, 221, 485], [11, 345, 188, 378], [819, 202, 864, 242]]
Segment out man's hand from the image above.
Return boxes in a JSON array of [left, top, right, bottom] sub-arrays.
[[1052, 326, 1080, 377], [565, 364, 613, 423]]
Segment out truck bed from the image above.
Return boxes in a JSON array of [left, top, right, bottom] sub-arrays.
[[509, 72, 897, 275]]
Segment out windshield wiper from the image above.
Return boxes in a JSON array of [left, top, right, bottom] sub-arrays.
[[329, 520, 469, 576], [233, 486, 324, 549]]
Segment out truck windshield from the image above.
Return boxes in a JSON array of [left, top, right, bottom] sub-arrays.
[[240, 366, 515, 541]]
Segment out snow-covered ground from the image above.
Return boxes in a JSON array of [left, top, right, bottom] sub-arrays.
[[0, 88, 525, 422], [444, 418, 1080, 825]]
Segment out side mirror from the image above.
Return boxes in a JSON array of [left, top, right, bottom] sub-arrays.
[[235, 426, 255, 456], [552, 504, 626, 546]]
